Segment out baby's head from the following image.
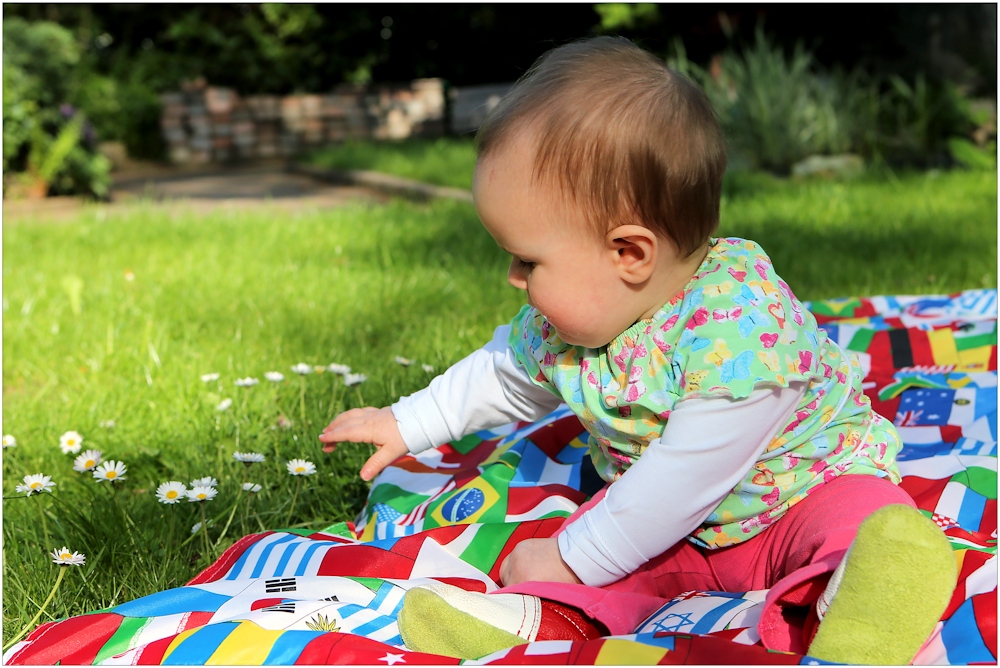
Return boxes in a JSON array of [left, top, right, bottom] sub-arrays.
[[473, 36, 727, 347]]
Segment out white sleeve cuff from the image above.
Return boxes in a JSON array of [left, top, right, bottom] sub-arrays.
[[558, 501, 649, 586], [389, 324, 564, 455]]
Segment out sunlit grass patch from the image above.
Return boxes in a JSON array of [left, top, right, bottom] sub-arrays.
[[302, 137, 477, 190]]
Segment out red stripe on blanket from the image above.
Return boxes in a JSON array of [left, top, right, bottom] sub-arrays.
[[944, 550, 993, 618], [317, 544, 416, 579], [188, 531, 274, 584], [295, 632, 460, 665], [909, 329, 935, 367], [899, 476, 950, 512], [8, 613, 122, 665], [972, 589, 998, 659], [181, 610, 214, 632], [432, 576, 490, 592], [507, 484, 587, 515], [134, 633, 176, 665], [981, 499, 997, 535]]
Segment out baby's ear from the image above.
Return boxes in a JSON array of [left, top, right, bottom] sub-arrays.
[[607, 225, 657, 284]]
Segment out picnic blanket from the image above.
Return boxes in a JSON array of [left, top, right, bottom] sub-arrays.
[[5, 290, 996, 666]]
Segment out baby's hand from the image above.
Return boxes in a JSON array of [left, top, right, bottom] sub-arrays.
[[499, 537, 582, 587], [320, 407, 409, 481]]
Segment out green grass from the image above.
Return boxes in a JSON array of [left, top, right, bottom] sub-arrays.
[[2, 167, 995, 639], [302, 138, 477, 190]]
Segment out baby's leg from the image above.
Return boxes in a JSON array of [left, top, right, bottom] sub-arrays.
[[713, 473, 955, 663]]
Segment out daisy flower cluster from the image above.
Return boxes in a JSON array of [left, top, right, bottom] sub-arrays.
[[289, 362, 366, 386], [393, 355, 435, 374], [9, 430, 132, 501], [187, 476, 218, 502]]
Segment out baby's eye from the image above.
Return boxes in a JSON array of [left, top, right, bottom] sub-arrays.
[[513, 257, 535, 271]]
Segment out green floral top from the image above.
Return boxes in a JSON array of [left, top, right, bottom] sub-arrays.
[[509, 237, 901, 549]]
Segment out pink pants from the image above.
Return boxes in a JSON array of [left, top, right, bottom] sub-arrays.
[[499, 473, 915, 654]]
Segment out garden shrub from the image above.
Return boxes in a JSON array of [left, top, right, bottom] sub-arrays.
[[669, 29, 985, 174], [2, 18, 111, 198]]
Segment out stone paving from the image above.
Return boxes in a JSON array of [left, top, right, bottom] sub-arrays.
[[2, 161, 387, 222]]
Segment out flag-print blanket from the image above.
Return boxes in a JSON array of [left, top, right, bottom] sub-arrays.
[[5, 290, 996, 666]]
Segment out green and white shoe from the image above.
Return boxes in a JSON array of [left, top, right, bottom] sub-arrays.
[[807, 504, 957, 665], [398, 582, 540, 660]]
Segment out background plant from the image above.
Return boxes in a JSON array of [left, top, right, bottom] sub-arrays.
[[668, 28, 988, 174], [2, 18, 111, 198]]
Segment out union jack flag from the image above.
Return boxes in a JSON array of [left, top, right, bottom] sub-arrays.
[[896, 409, 923, 426]]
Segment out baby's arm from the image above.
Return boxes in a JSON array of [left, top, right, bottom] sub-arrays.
[[503, 382, 807, 587], [321, 325, 563, 480]]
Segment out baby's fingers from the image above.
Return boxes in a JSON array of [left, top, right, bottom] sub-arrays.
[[321, 407, 377, 435], [360, 440, 409, 481], [319, 416, 377, 447]]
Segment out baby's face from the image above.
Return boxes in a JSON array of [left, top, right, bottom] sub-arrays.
[[473, 133, 643, 348]]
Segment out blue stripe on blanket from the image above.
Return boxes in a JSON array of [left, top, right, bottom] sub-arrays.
[[112, 587, 231, 616]]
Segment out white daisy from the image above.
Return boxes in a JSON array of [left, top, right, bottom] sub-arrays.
[[233, 451, 265, 464], [15, 473, 55, 495], [216, 398, 233, 411], [201, 373, 220, 382], [242, 482, 262, 493], [286, 459, 317, 476], [72, 449, 103, 472], [99, 419, 115, 429], [344, 373, 367, 387], [234, 377, 259, 387], [393, 356, 414, 366], [92, 460, 127, 483], [3, 434, 16, 448], [291, 363, 312, 375], [59, 430, 83, 454], [190, 476, 218, 488], [187, 485, 217, 502], [313, 365, 326, 374], [327, 363, 351, 375], [421, 364, 435, 373], [156, 481, 187, 504], [50, 547, 86, 566], [264, 371, 284, 382]]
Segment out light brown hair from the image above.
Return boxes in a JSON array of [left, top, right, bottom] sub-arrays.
[[476, 36, 727, 256]]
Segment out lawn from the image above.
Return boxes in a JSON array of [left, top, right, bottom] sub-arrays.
[[302, 138, 477, 190], [2, 165, 996, 639]]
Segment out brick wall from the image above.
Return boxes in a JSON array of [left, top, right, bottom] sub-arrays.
[[160, 78, 447, 164]]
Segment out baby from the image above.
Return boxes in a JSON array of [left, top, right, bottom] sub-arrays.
[[321, 37, 956, 664]]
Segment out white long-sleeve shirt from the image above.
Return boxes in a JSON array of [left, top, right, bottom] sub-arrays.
[[391, 325, 805, 586]]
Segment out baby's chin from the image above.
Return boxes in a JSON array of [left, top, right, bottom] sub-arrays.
[[550, 326, 610, 350]]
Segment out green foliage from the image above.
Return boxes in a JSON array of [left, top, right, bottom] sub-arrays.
[[883, 74, 977, 166], [594, 4, 660, 32], [669, 29, 985, 173], [2, 18, 111, 198], [948, 138, 997, 171]]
